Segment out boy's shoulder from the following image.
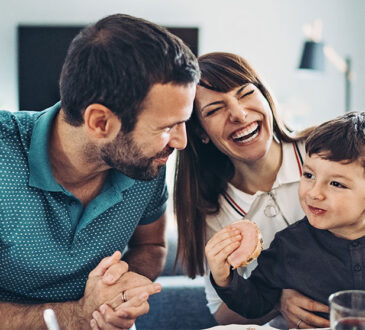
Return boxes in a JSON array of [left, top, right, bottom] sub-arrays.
[[266, 218, 320, 257], [274, 217, 311, 242]]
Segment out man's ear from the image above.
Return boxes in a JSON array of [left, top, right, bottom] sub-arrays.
[[83, 104, 121, 141]]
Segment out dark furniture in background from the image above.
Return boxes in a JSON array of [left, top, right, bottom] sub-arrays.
[[135, 229, 218, 330], [17, 25, 199, 111]]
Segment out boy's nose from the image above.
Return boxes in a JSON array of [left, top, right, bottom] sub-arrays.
[[308, 184, 326, 201]]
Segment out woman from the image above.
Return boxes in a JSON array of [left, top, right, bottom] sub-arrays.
[[174, 52, 330, 329]]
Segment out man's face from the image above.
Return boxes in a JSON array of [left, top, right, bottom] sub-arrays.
[[101, 82, 196, 180]]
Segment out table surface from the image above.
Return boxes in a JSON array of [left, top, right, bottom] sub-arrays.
[[205, 325, 331, 330]]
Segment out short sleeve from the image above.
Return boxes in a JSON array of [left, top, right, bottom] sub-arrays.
[[138, 167, 168, 225]]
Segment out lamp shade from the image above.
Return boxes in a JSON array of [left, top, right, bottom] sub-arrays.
[[299, 40, 325, 71]]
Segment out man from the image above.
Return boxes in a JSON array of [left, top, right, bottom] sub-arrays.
[[0, 13, 200, 329]]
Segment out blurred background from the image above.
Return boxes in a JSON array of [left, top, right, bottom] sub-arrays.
[[0, 0, 364, 221], [1, 0, 364, 127]]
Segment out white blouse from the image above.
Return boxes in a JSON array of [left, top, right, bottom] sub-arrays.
[[204, 141, 306, 314]]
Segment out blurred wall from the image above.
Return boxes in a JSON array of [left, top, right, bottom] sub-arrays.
[[0, 0, 364, 129]]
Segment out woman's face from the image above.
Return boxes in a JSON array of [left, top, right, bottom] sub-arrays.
[[195, 83, 275, 164]]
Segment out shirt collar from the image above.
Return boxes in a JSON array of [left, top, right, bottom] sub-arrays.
[[274, 141, 304, 187], [109, 169, 135, 192], [310, 220, 365, 250], [28, 102, 63, 192], [28, 102, 136, 193], [227, 141, 305, 199]]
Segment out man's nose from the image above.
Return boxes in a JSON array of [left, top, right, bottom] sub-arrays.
[[168, 122, 187, 150]]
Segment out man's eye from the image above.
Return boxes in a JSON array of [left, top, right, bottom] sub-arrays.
[[303, 172, 313, 179], [163, 126, 172, 132], [330, 181, 347, 189]]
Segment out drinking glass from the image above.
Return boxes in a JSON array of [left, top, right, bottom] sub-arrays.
[[329, 290, 365, 330]]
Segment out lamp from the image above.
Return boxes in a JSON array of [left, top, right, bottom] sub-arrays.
[[298, 20, 352, 112], [299, 41, 325, 72]]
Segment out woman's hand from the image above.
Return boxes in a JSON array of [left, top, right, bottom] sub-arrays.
[[280, 289, 330, 329], [205, 226, 241, 287]]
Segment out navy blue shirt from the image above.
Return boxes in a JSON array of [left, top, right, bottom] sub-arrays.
[[212, 218, 365, 319], [0, 103, 168, 303]]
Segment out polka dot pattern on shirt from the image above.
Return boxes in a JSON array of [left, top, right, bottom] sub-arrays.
[[0, 105, 168, 303]]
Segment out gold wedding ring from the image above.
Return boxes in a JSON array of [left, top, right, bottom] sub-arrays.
[[122, 290, 127, 303]]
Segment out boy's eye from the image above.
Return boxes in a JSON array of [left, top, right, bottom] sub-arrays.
[[330, 181, 347, 189], [303, 172, 313, 179]]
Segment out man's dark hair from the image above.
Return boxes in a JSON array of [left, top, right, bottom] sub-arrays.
[[306, 111, 365, 168], [60, 13, 200, 132]]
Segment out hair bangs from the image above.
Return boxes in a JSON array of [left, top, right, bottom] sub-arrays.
[[198, 52, 259, 93]]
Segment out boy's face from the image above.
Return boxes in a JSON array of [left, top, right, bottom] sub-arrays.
[[298, 153, 365, 240]]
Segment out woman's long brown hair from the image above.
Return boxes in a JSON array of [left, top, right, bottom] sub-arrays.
[[174, 52, 313, 278]]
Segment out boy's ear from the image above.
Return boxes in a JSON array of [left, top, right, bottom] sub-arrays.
[[83, 104, 121, 140]]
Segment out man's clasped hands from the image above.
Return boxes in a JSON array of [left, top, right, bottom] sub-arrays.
[[80, 251, 161, 330]]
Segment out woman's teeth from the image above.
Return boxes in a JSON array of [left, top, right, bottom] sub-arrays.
[[232, 122, 259, 143]]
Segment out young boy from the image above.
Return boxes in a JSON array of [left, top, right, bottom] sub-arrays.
[[206, 111, 365, 323]]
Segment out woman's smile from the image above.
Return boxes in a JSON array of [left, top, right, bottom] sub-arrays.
[[230, 121, 260, 144], [196, 84, 274, 163]]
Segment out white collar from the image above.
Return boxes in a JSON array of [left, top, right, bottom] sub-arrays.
[[226, 141, 304, 202]]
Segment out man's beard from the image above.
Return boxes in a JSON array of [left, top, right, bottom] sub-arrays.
[[100, 130, 173, 181]]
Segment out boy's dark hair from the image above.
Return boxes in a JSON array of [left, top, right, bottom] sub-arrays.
[[59, 13, 200, 133], [306, 111, 365, 167]]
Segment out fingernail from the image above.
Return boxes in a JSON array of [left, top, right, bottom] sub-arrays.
[[100, 304, 106, 314], [105, 274, 114, 282], [92, 311, 98, 319], [140, 292, 148, 300], [90, 319, 96, 327], [113, 251, 121, 260], [153, 283, 162, 291]]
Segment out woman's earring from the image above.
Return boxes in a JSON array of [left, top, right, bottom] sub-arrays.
[[201, 136, 210, 144]]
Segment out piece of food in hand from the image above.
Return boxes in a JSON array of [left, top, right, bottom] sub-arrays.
[[227, 219, 263, 269]]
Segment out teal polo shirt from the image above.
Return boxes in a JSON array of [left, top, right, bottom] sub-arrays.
[[0, 103, 167, 303]]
